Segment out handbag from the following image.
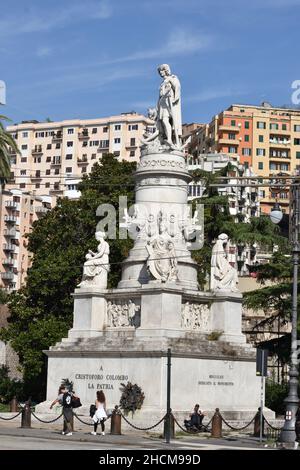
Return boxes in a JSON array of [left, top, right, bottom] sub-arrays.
[[71, 395, 82, 408]]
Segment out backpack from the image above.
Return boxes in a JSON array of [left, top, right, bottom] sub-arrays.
[[89, 404, 96, 417], [62, 392, 73, 408], [71, 396, 82, 408]]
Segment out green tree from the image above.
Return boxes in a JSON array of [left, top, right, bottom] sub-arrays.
[[0, 155, 135, 395], [0, 115, 19, 183]]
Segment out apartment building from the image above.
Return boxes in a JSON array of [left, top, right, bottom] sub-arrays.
[[189, 102, 300, 213], [0, 189, 51, 291], [7, 112, 151, 200]]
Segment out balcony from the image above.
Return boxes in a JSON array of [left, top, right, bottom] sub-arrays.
[[269, 139, 291, 147], [50, 159, 61, 167], [5, 201, 19, 210], [52, 132, 62, 142], [4, 228, 17, 238], [77, 156, 88, 164], [78, 130, 90, 140], [30, 171, 42, 181], [269, 154, 290, 160], [32, 147, 43, 156], [269, 128, 290, 136], [4, 215, 18, 224], [219, 125, 240, 132], [35, 206, 50, 215], [218, 138, 240, 145], [125, 141, 137, 148], [1, 272, 14, 281], [3, 244, 15, 252], [2, 258, 15, 267]]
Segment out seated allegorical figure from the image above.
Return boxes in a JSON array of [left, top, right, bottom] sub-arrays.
[[77, 231, 110, 288], [210, 233, 239, 293]]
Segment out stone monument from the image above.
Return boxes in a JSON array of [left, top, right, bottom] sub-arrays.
[[38, 65, 271, 426]]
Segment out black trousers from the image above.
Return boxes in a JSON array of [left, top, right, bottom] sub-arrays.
[[63, 407, 73, 433], [94, 419, 105, 433]]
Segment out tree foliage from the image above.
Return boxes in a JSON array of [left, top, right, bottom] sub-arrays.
[[0, 155, 135, 389], [0, 115, 19, 182]]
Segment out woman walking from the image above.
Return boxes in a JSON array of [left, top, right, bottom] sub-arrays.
[[91, 391, 107, 436]]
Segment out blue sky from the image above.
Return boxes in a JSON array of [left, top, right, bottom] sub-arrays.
[[1, 0, 300, 125]]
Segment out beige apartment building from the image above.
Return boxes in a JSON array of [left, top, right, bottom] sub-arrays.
[[0, 189, 51, 291], [0, 112, 150, 292], [189, 103, 300, 213], [7, 112, 151, 200]]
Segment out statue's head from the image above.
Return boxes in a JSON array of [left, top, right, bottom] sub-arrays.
[[95, 231, 106, 241], [218, 233, 228, 244], [157, 64, 171, 77], [147, 107, 157, 121]]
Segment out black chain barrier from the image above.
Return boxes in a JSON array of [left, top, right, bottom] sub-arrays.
[[0, 410, 23, 421], [31, 411, 63, 424], [172, 414, 212, 434], [263, 415, 283, 432], [120, 412, 167, 431], [220, 413, 256, 431], [72, 411, 112, 426]]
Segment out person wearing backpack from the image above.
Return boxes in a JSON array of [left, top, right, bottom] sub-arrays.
[[91, 391, 107, 436], [50, 385, 73, 436]]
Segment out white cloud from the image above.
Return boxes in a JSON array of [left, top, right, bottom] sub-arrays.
[[187, 88, 245, 103], [0, 1, 112, 37], [36, 46, 52, 58]]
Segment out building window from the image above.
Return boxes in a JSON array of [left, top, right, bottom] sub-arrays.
[[294, 138, 300, 145], [21, 157, 27, 162], [114, 151, 120, 157], [90, 140, 99, 147], [56, 143, 61, 149], [20, 183, 26, 188], [66, 167, 72, 173], [296, 152, 300, 159], [22, 132, 28, 138], [20, 170, 26, 175], [231, 120, 236, 126], [270, 123, 279, 130], [67, 141, 73, 147], [129, 124, 138, 131], [47, 144, 52, 150], [258, 162, 264, 170], [244, 135, 249, 142], [130, 150, 135, 157], [91, 153, 96, 159], [46, 156, 51, 162], [114, 124, 121, 131], [257, 122, 266, 129], [228, 146, 236, 153], [34, 157, 42, 163], [35, 183, 40, 188], [244, 121, 249, 129], [82, 141, 88, 147], [114, 138, 121, 144], [55, 168, 60, 175], [81, 166, 87, 173], [244, 161, 249, 169], [67, 128, 74, 134], [256, 148, 265, 156], [21, 144, 28, 150], [66, 154, 73, 160], [92, 128, 97, 134], [242, 148, 251, 156], [100, 140, 109, 148], [130, 138, 136, 146], [259, 135, 264, 142], [103, 126, 108, 133], [280, 163, 289, 171], [294, 125, 300, 132], [46, 169, 50, 175], [228, 133, 236, 140], [35, 132, 45, 138], [282, 124, 287, 130], [269, 162, 277, 170]]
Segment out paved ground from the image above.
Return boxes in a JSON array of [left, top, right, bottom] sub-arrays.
[[0, 424, 274, 450]]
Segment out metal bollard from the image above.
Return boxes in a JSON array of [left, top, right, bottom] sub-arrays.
[[253, 408, 261, 437], [21, 400, 31, 428], [211, 408, 222, 438], [163, 412, 175, 439], [110, 406, 121, 435], [10, 396, 18, 413]]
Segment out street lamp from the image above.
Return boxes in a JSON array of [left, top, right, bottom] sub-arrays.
[[270, 187, 299, 448], [270, 202, 283, 225]]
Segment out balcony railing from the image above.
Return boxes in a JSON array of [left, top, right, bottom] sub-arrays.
[[5, 201, 19, 210], [78, 130, 90, 140], [2, 258, 15, 266], [4, 215, 18, 224], [3, 244, 15, 251], [77, 157, 88, 164], [1, 272, 14, 280], [52, 132, 62, 142], [4, 228, 17, 238], [35, 206, 50, 215], [32, 147, 43, 155]]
